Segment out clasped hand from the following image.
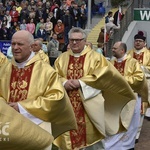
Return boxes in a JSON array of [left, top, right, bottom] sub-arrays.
[[64, 79, 80, 91]]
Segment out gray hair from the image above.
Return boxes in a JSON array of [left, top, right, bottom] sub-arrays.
[[68, 27, 87, 39], [34, 38, 43, 48]]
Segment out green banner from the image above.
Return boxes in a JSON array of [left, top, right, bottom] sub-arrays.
[[134, 9, 150, 21]]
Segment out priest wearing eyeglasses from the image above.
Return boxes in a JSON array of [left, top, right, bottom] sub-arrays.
[[53, 27, 136, 150]]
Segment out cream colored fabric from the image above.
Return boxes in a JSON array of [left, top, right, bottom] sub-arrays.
[[39, 122, 52, 150], [0, 99, 53, 150], [79, 91, 105, 136]]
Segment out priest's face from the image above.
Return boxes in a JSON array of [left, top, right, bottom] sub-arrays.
[[69, 32, 86, 53], [134, 39, 145, 50], [112, 42, 124, 58], [11, 31, 32, 63]]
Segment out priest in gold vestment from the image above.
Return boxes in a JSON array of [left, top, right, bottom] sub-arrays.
[[127, 31, 150, 142], [0, 30, 77, 150], [54, 27, 136, 150], [104, 41, 148, 149]]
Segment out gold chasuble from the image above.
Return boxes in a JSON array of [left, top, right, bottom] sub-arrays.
[[127, 48, 150, 105], [0, 52, 77, 149], [54, 46, 136, 150], [127, 47, 150, 76], [111, 55, 149, 114]]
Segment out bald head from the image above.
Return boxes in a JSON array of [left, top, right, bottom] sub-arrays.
[[12, 30, 34, 45], [112, 41, 127, 58], [11, 30, 34, 63]]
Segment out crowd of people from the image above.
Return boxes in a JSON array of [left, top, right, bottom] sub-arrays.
[[0, 1, 150, 150], [0, 0, 88, 51]]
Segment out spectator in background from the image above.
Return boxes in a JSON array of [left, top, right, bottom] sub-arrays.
[[0, 23, 10, 40], [0, 2, 6, 20], [52, 3, 61, 28], [97, 27, 104, 44], [26, 18, 35, 35], [79, 3, 87, 29], [60, 0, 69, 14], [5, 0, 13, 11], [105, 11, 113, 23], [35, 18, 44, 37], [9, 5, 19, 26], [28, 7, 36, 20], [35, 1, 44, 23], [106, 17, 120, 42], [43, 8, 50, 22], [47, 33, 60, 66], [16, 1, 22, 15], [69, 2, 80, 27], [33, 38, 49, 63], [2, 15, 8, 26], [27, 0, 37, 12], [4, 10, 11, 29], [61, 9, 74, 45], [19, 4, 29, 23], [36, 24, 47, 41], [44, 17, 53, 41], [20, 18, 27, 30], [9, 21, 20, 39], [54, 19, 65, 51], [48, 11, 55, 28]]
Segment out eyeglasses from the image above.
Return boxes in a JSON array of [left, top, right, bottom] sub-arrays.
[[69, 38, 84, 43]]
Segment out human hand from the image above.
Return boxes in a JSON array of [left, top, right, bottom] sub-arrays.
[[71, 79, 80, 89], [64, 79, 79, 91]]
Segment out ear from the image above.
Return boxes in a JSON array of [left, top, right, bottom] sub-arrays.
[[30, 43, 35, 51]]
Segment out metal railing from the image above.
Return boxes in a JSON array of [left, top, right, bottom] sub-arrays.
[[106, 0, 134, 58]]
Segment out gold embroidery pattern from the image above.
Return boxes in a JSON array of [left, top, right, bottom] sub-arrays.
[[67, 55, 86, 149], [9, 64, 34, 102]]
